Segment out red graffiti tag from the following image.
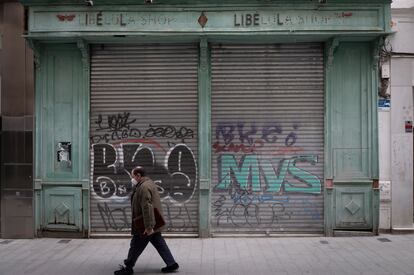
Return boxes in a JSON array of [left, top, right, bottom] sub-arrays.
[[272, 146, 303, 155], [213, 140, 264, 153], [57, 14, 76, 22]]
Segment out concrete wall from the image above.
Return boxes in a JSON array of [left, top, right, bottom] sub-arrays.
[[391, 9, 414, 53], [379, 109, 391, 229], [0, 3, 2, 237], [379, 8, 414, 231], [390, 57, 414, 229], [0, 2, 35, 238], [388, 9, 414, 230]]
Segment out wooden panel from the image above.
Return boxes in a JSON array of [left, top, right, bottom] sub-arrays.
[[334, 183, 372, 229], [35, 44, 89, 234], [43, 186, 82, 231], [39, 45, 84, 180], [330, 43, 371, 180]]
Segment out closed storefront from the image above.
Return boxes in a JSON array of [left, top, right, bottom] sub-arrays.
[[211, 43, 324, 235], [89, 44, 199, 235], [22, 1, 390, 238]]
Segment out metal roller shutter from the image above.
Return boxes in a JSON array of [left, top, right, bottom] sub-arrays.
[[90, 44, 199, 236], [211, 43, 324, 235]]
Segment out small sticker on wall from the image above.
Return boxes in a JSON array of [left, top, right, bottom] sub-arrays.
[[378, 99, 390, 110], [379, 181, 391, 201], [405, 121, 413, 133]]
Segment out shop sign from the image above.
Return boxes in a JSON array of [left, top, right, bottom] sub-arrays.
[[29, 8, 383, 33]]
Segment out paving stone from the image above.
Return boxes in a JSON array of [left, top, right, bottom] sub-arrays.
[[1, 234, 414, 275]]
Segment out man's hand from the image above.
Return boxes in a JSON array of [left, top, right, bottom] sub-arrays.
[[143, 228, 154, 236]]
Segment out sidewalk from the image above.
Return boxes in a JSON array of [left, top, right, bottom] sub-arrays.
[[1, 234, 414, 275]]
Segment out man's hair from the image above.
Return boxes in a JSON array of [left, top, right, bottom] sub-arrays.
[[132, 166, 146, 177]]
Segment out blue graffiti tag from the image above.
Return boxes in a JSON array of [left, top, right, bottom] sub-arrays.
[[216, 154, 321, 194]]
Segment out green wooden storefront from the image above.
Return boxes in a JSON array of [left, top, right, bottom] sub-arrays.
[[21, 0, 391, 237]]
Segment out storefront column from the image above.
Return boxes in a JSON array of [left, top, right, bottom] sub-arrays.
[[371, 38, 382, 235], [324, 38, 339, 236], [77, 39, 91, 236], [324, 41, 381, 236], [34, 44, 88, 237], [198, 38, 212, 238]]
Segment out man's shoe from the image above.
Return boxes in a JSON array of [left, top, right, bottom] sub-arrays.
[[114, 265, 133, 275], [161, 263, 179, 273]]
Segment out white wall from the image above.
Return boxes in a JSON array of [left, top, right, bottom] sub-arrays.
[[390, 57, 414, 229], [390, 9, 414, 53], [392, 0, 414, 9], [379, 110, 392, 229], [379, 8, 414, 230]]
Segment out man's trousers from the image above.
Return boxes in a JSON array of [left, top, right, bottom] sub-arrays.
[[124, 232, 176, 269]]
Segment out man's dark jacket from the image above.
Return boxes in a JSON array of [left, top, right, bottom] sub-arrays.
[[131, 176, 165, 235]]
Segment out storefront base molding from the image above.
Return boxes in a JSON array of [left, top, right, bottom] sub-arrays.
[[90, 233, 199, 238], [37, 230, 87, 238], [35, 183, 89, 238], [391, 227, 414, 234], [333, 230, 375, 237], [211, 233, 324, 238], [325, 181, 380, 237]]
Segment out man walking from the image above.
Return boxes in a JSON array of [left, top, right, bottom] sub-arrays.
[[114, 166, 179, 275]]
